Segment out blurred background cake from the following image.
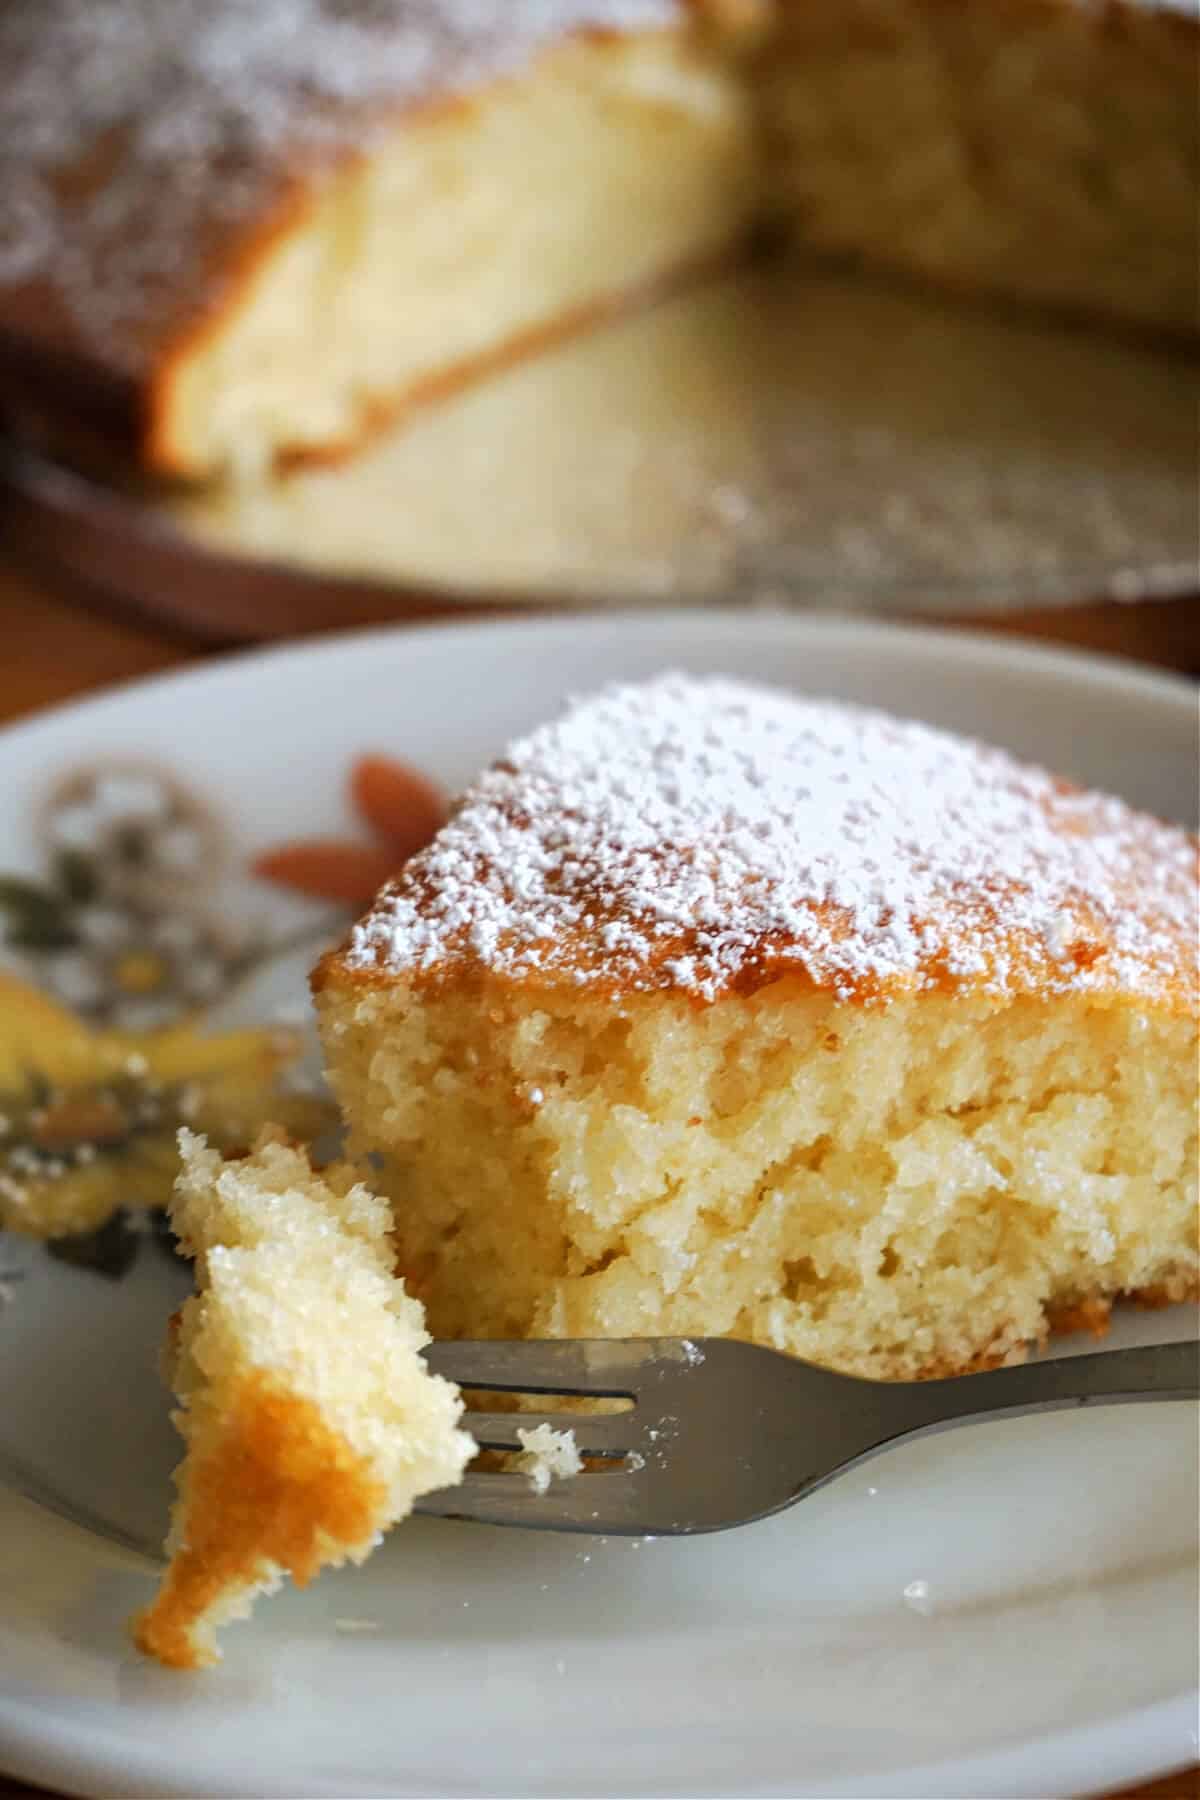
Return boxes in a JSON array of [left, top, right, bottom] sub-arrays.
[[0, 0, 1194, 487]]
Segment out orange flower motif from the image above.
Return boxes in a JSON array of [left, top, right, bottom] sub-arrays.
[[253, 754, 448, 909]]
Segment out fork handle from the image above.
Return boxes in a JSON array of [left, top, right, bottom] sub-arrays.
[[901, 1339, 1198, 1438]]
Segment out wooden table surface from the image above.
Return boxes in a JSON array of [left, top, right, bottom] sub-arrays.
[[0, 561, 1196, 1800]]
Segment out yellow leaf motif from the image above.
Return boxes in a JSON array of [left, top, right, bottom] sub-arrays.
[[0, 971, 337, 1241]]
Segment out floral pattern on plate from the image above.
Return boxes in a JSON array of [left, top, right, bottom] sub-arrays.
[[0, 749, 446, 1280]]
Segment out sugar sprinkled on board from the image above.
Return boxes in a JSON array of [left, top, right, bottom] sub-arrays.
[[347, 675, 1196, 1006], [0, 0, 679, 363]]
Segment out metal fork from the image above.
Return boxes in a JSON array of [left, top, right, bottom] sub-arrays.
[[417, 1337, 1198, 1535]]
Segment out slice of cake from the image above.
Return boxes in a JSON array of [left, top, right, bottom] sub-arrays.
[[314, 675, 1198, 1382], [133, 1129, 473, 1670]]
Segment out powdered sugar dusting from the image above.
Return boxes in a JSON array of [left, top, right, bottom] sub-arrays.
[[346, 676, 1197, 1006], [0, 0, 678, 366]]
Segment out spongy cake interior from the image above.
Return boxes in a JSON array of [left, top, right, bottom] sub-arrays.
[[134, 1129, 472, 1669], [319, 977, 1197, 1381], [162, 27, 759, 477]]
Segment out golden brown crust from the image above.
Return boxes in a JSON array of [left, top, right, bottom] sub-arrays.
[[314, 682, 1199, 1019], [316, 900, 1200, 1017], [911, 1281, 1199, 1380], [133, 1373, 384, 1671], [1043, 1295, 1114, 1340], [317, 880, 1200, 1010]]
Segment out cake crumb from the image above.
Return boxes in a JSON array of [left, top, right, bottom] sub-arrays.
[[902, 1578, 934, 1616], [515, 1423, 583, 1494]]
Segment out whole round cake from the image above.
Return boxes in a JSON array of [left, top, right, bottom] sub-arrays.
[[0, 0, 1195, 480]]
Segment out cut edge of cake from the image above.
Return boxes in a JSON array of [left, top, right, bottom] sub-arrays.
[[146, 20, 761, 480]]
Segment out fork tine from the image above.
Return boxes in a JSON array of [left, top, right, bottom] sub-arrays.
[[423, 1338, 648, 1396], [461, 1407, 633, 1455], [414, 1469, 648, 1533], [418, 1337, 1200, 1541]]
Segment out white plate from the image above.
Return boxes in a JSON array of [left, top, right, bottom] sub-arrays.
[[0, 614, 1196, 1800]]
